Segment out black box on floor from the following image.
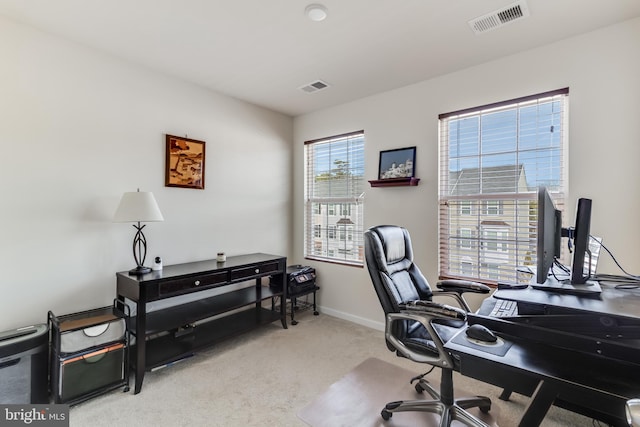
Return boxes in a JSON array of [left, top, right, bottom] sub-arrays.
[[0, 324, 49, 404], [271, 265, 316, 296]]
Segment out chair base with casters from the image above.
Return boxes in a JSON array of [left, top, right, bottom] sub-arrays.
[[364, 225, 494, 427], [381, 368, 491, 427], [381, 305, 492, 427]]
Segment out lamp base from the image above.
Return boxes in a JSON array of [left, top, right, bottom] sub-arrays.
[[128, 266, 152, 275]]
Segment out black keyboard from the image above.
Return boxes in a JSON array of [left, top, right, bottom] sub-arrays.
[[489, 299, 518, 317]]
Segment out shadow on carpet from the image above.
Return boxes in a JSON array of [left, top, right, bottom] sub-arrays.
[[298, 357, 499, 427]]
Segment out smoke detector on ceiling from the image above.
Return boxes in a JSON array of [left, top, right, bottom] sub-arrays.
[[305, 4, 328, 22], [468, 1, 530, 35], [299, 80, 330, 94]]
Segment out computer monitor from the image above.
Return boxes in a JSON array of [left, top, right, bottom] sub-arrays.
[[533, 186, 601, 295], [536, 186, 562, 285], [571, 197, 594, 284]]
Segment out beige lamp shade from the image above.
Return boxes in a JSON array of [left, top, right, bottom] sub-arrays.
[[113, 190, 164, 223]]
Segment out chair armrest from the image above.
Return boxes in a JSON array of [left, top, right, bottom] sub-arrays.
[[627, 399, 640, 426], [386, 302, 459, 369], [401, 300, 466, 321], [436, 279, 491, 294]]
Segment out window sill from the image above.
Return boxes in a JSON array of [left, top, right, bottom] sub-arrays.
[[304, 255, 363, 268], [368, 177, 420, 187]]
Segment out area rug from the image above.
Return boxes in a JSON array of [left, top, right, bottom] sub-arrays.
[[297, 357, 499, 427]]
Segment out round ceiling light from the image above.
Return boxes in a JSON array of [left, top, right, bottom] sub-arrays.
[[305, 4, 328, 22]]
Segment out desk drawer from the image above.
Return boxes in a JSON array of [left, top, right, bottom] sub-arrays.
[[230, 262, 280, 281], [159, 271, 228, 297]]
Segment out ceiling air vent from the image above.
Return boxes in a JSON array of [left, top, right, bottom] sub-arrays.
[[468, 1, 530, 35], [299, 80, 330, 94]]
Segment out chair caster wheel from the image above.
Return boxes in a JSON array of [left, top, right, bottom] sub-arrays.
[[415, 383, 424, 394], [313, 311, 319, 315], [480, 404, 491, 413], [381, 409, 392, 420], [292, 320, 298, 325]]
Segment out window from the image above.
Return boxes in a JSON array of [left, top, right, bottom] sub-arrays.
[[459, 201, 472, 215], [459, 228, 473, 249], [439, 89, 568, 283], [305, 131, 365, 265], [483, 200, 503, 215]]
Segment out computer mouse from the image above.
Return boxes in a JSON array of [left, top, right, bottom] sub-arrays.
[[465, 324, 498, 343]]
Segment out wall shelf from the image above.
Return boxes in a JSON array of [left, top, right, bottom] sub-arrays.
[[368, 177, 420, 187]]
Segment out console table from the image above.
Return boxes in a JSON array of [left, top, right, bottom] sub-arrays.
[[116, 253, 287, 394]]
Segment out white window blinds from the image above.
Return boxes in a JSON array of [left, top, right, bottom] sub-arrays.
[[304, 131, 365, 266], [438, 89, 568, 284]]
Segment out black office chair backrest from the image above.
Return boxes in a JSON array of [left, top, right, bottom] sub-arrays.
[[364, 225, 433, 314]]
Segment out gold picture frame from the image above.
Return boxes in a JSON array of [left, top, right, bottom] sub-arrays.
[[165, 134, 205, 189]]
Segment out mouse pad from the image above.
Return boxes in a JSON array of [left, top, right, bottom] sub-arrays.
[[449, 331, 512, 357]]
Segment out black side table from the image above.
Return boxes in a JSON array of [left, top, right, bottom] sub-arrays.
[[288, 285, 319, 325]]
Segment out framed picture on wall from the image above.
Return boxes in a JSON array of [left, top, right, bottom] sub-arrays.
[[378, 146, 416, 180], [165, 134, 206, 189]]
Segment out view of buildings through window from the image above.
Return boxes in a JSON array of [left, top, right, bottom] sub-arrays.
[[439, 89, 568, 283], [304, 131, 365, 265]]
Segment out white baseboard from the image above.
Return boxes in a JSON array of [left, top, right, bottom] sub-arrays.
[[317, 305, 385, 331]]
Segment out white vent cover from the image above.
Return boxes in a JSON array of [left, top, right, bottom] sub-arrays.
[[468, 1, 530, 34], [299, 80, 330, 93]]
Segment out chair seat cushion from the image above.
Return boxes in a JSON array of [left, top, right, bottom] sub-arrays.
[[401, 321, 462, 357]]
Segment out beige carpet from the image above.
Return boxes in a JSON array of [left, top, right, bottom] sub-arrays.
[[297, 357, 499, 427], [68, 311, 593, 426]]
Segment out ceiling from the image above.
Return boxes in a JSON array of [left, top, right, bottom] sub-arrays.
[[1, 0, 639, 117]]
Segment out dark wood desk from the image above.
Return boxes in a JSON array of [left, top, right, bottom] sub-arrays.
[[445, 283, 640, 426], [446, 328, 640, 426], [495, 284, 640, 321], [116, 253, 287, 394]]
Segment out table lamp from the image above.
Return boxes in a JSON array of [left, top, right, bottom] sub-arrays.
[[114, 189, 164, 275]]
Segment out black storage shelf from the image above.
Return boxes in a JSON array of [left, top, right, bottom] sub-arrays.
[[128, 287, 280, 336], [136, 307, 280, 370], [48, 303, 130, 405], [289, 285, 320, 299]]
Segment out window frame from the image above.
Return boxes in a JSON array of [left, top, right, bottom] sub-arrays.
[[304, 130, 365, 267], [438, 88, 568, 284]]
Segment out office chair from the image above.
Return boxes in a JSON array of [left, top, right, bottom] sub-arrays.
[[364, 225, 493, 427]]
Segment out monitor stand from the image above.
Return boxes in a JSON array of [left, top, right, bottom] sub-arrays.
[[531, 276, 602, 296]]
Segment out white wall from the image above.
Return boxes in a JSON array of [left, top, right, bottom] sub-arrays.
[[293, 17, 640, 329], [0, 16, 293, 330], [2, 14, 638, 334]]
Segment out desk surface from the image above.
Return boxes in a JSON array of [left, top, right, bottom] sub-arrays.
[[116, 253, 284, 282], [445, 328, 640, 426], [494, 282, 640, 321], [447, 328, 640, 399], [464, 283, 640, 425]]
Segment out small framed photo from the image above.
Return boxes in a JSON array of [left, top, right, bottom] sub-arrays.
[[165, 134, 205, 189], [378, 146, 416, 180]]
